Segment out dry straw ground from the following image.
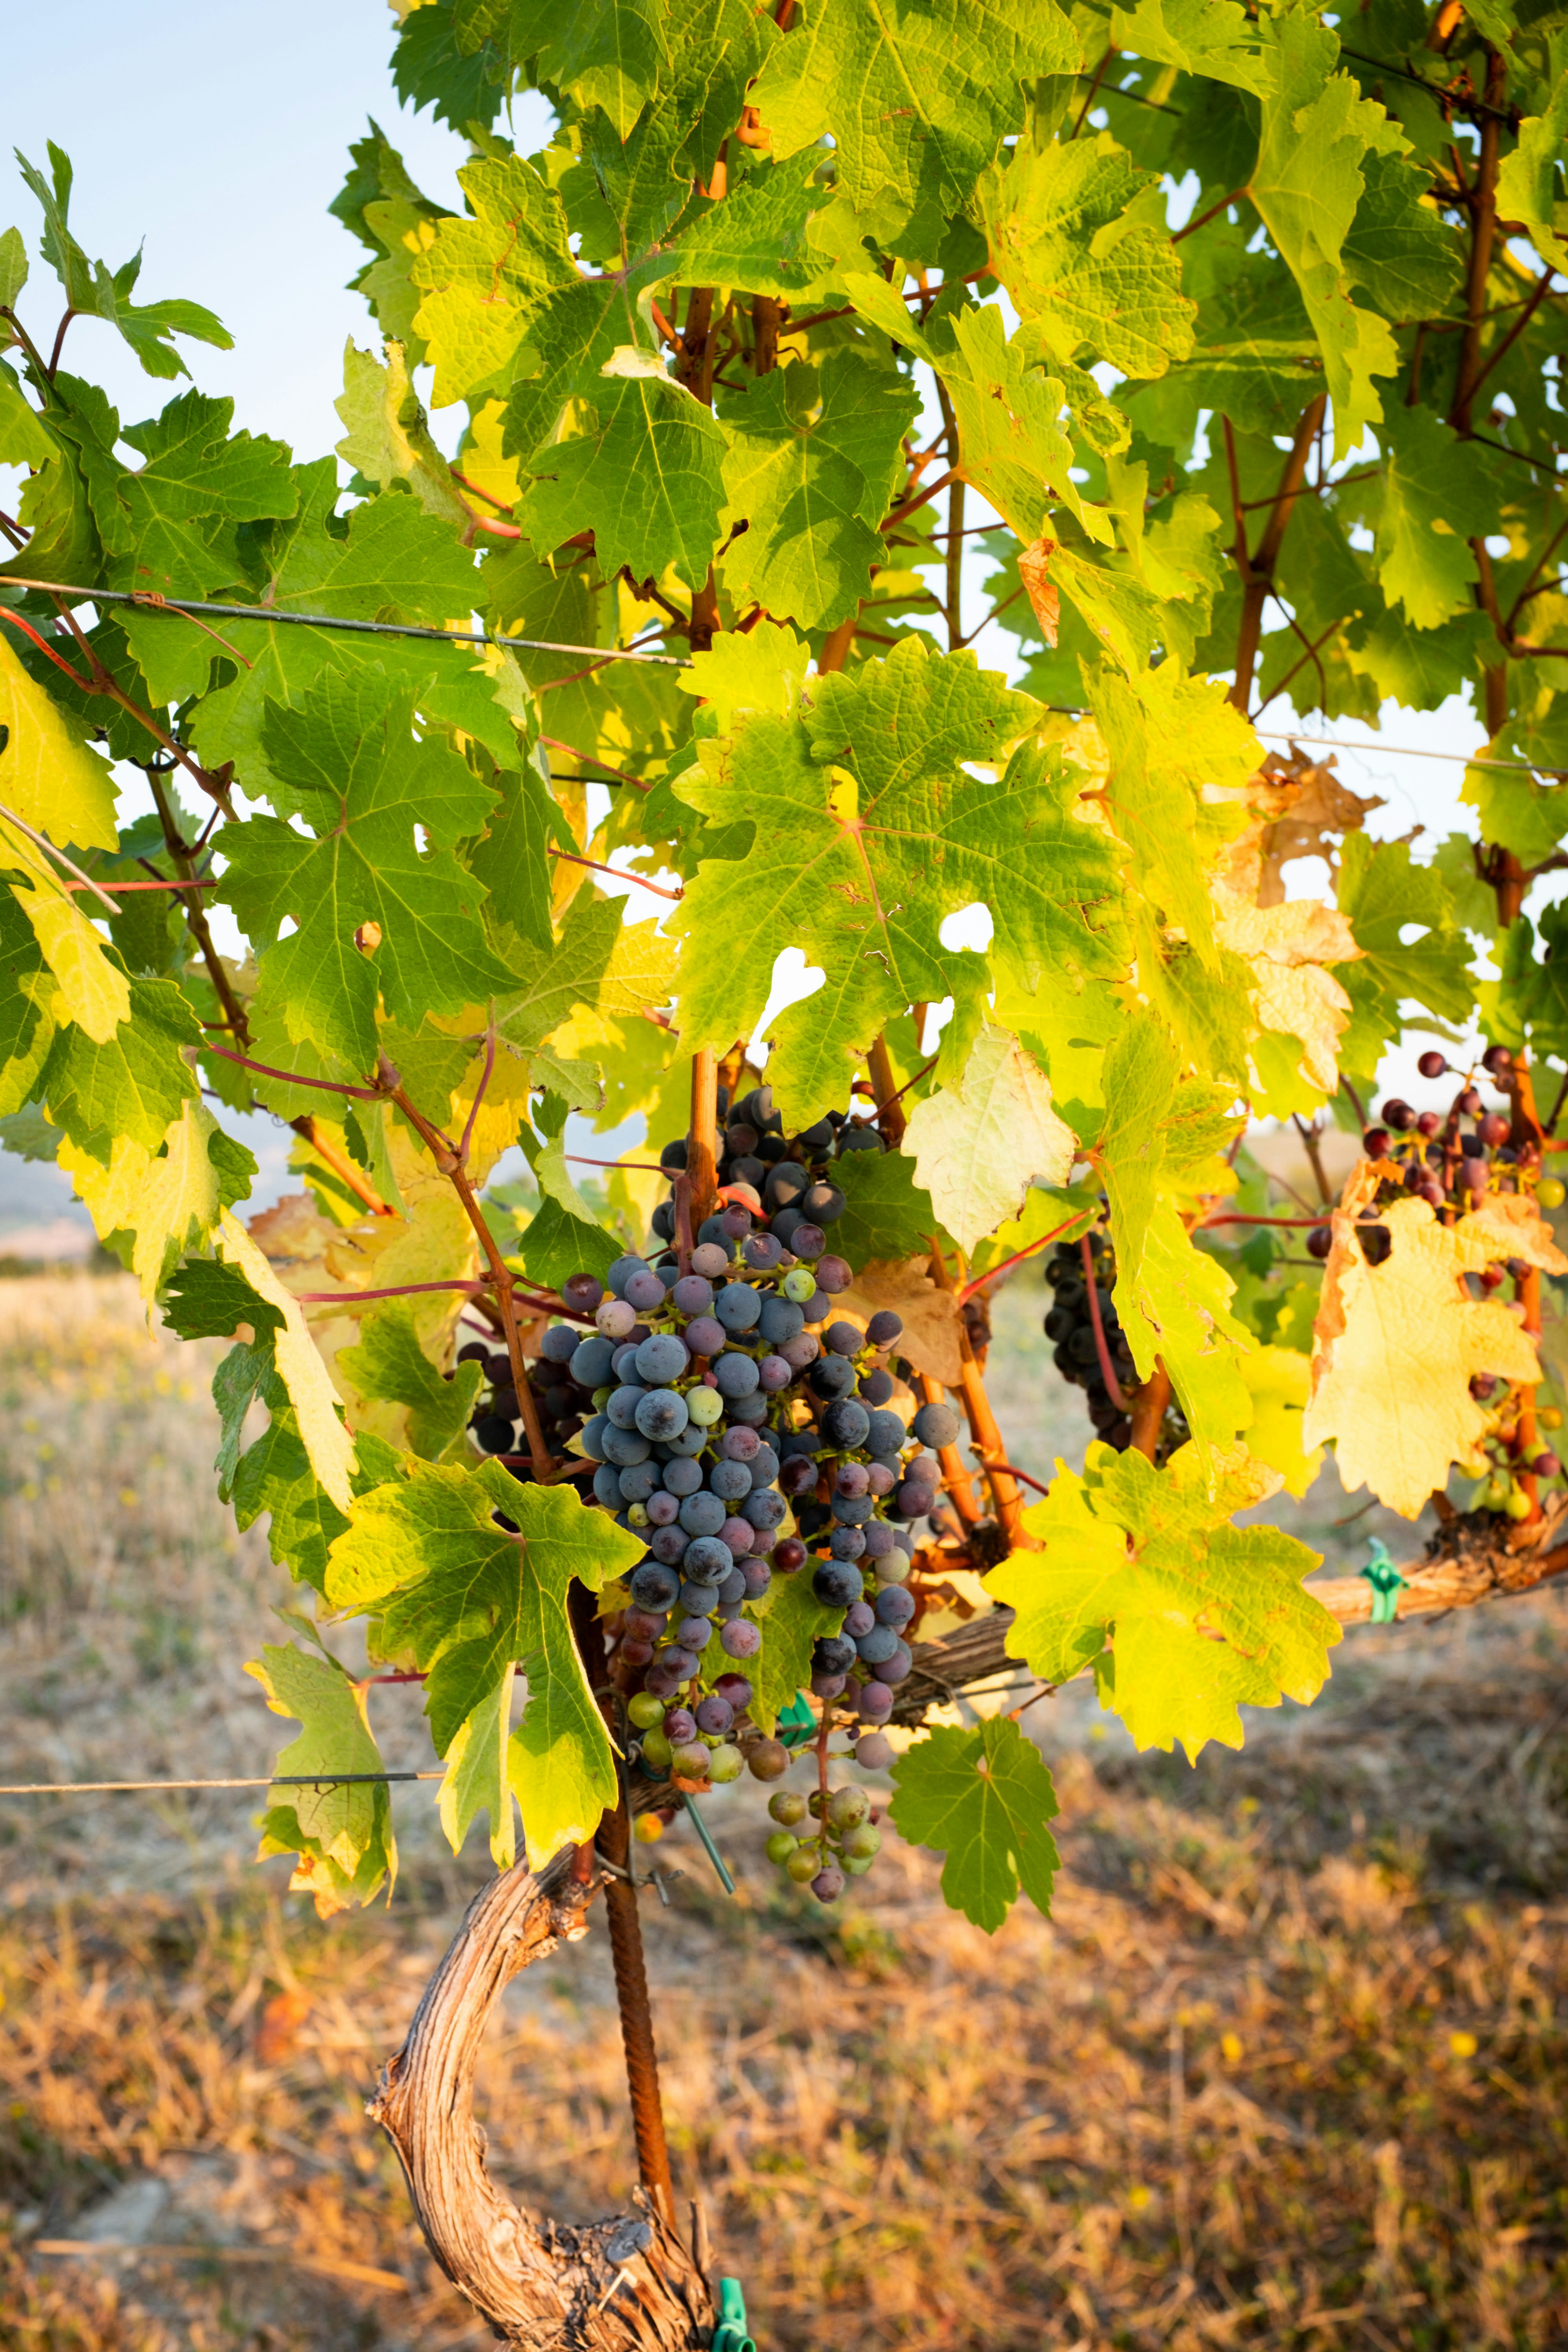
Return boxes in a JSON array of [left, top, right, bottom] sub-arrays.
[[1, 1272, 1566, 2351]]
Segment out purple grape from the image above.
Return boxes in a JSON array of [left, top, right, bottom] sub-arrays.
[[721, 1515, 757, 1555], [1533, 1450, 1561, 1477], [813, 1559, 863, 1608], [866, 1310, 903, 1347], [844, 1600, 876, 1637], [676, 1616, 713, 1650], [720, 1618, 761, 1659], [855, 1731, 894, 1768], [874, 1584, 915, 1628], [744, 1233, 784, 1270], [664, 1707, 696, 1744], [695, 1695, 734, 1735], [690, 1242, 730, 1278], [759, 1354, 794, 1391], [791, 1222, 826, 1259], [811, 1868, 845, 1904], [810, 1671, 848, 1699], [720, 1424, 761, 1463], [866, 1461, 896, 1496], [713, 1672, 753, 1710], [624, 1269, 666, 1311], [742, 1558, 771, 1598], [857, 1681, 894, 1724], [871, 1640, 912, 1685], [672, 1274, 714, 1316], [779, 1333, 820, 1371], [816, 1256, 852, 1294], [562, 1273, 605, 1313], [836, 1461, 871, 1498], [780, 1454, 819, 1498]]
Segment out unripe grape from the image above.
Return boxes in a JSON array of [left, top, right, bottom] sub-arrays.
[[840, 1822, 881, 1860], [1538, 1176, 1566, 1210], [641, 1728, 673, 1770], [634, 1813, 665, 1845], [1505, 1487, 1534, 1521], [769, 1788, 809, 1826], [827, 1785, 870, 1831], [748, 1739, 791, 1781], [766, 1831, 800, 1866], [1539, 1405, 1563, 1431], [671, 1739, 710, 1777], [786, 1845, 821, 1883], [628, 1690, 666, 1730], [855, 1733, 895, 1769], [707, 1744, 744, 1784]]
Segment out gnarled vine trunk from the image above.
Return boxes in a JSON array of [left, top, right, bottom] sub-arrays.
[[369, 1851, 716, 2350]]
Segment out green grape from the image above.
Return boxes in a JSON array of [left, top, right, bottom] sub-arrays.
[[769, 1789, 808, 1826], [840, 1821, 881, 1860], [687, 1385, 724, 1426], [1505, 1486, 1534, 1520], [628, 1690, 665, 1730], [707, 1743, 744, 1782], [786, 1844, 821, 1883], [842, 1855, 875, 1876], [827, 1785, 870, 1831], [1539, 1177, 1566, 1209], [765, 1830, 799, 1865], [783, 1267, 816, 1302], [641, 1727, 673, 1770]]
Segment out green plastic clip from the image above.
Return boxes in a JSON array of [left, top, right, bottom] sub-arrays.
[[777, 1690, 817, 1748], [711, 2277, 755, 2352], [1359, 1537, 1408, 1625], [679, 1792, 736, 1895]]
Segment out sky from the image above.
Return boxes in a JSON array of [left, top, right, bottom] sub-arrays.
[[0, 7, 1517, 1247]]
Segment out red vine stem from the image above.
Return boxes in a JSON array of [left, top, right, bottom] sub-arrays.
[[1080, 1235, 1129, 1412], [958, 1216, 1080, 1303], [205, 1043, 386, 1103]]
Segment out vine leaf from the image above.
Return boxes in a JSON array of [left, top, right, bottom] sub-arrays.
[[1495, 55, 1568, 272], [40, 973, 201, 1152], [1374, 409, 1498, 630], [57, 1096, 255, 1304], [1106, 0, 1272, 92], [439, 1664, 520, 1868], [717, 351, 919, 630], [219, 670, 514, 1068], [0, 630, 119, 848], [217, 1211, 359, 1511], [837, 1258, 964, 1386], [247, 1640, 397, 1916], [748, 1568, 843, 1737], [903, 1025, 1075, 1252], [519, 356, 728, 594], [752, 0, 1080, 244], [338, 1298, 486, 1459], [325, 1461, 643, 1865], [831, 1146, 947, 1268], [888, 1716, 1060, 1933], [987, 1441, 1336, 1760], [408, 151, 579, 410], [1301, 1185, 1545, 1517]]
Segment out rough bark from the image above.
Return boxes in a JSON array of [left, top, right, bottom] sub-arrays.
[[369, 1851, 715, 2350]]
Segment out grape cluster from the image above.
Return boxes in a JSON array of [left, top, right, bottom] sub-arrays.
[[1041, 1232, 1187, 1460], [517, 1196, 962, 1902], [650, 1080, 887, 1256], [764, 1780, 881, 1903], [459, 1270, 604, 1461]]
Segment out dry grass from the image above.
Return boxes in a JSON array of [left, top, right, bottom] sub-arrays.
[[3, 1273, 1568, 2351]]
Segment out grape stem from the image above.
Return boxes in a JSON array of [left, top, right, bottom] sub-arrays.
[[1080, 1236, 1129, 1411], [958, 1216, 1080, 1303]]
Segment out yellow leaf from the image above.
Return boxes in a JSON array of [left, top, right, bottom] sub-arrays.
[[1237, 1342, 1323, 1499], [219, 1211, 358, 1511], [1212, 831, 1361, 1094], [1301, 1189, 1541, 1517], [59, 1098, 233, 1308], [1455, 1190, 1568, 1277], [837, 1257, 964, 1386], [0, 812, 131, 1044], [0, 633, 119, 848], [903, 1024, 1076, 1253]]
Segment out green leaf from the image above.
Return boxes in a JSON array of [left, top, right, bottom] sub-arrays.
[[0, 357, 55, 466], [247, 1641, 396, 1911], [326, 1460, 642, 1864], [188, 459, 486, 789], [888, 1716, 1060, 1932], [832, 1146, 945, 1265], [974, 134, 1195, 380], [717, 351, 919, 630], [510, 0, 671, 140], [335, 338, 470, 531], [439, 1663, 519, 1867], [747, 1569, 843, 1737], [466, 756, 555, 956], [58, 1096, 255, 1304], [391, 0, 506, 131], [409, 152, 579, 409], [1342, 149, 1464, 322], [674, 641, 1122, 1123], [1108, 0, 1271, 93], [665, 151, 838, 299], [1249, 12, 1403, 453], [216, 1212, 359, 1512], [1336, 831, 1473, 1072], [1495, 45, 1568, 271], [1373, 408, 1497, 630], [231, 1412, 353, 1595], [218, 670, 514, 1069], [0, 225, 27, 312], [81, 387, 297, 604], [518, 356, 728, 594], [40, 974, 201, 1157], [1089, 663, 1260, 960], [752, 0, 1079, 248], [986, 1441, 1337, 1761], [338, 1299, 485, 1460]]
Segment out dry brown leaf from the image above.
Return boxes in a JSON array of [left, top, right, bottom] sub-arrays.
[[1455, 1191, 1568, 1275], [1210, 832, 1361, 1092], [1017, 537, 1060, 646], [249, 1193, 341, 1266], [1253, 748, 1385, 907], [837, 1258, 964, 1386], [1302, 1188, 1541, 1518]]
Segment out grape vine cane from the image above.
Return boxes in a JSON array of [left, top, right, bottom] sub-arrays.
[[3, 0, 1568, 2338]]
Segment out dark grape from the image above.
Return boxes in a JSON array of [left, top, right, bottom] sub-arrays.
[[1481, 1112, 1510, 1147], [865, 1309, 903, 1347], [790, 1222, 826, 1259], [859, 1367, 895, 1406], [813, 1559, 864, 1608], [713, 1352, 761, 1399], [715, 1282, 763, 1332], [631, 1561, 681, 1612], [817, 1255, 852, 1293], [651, 1524, 691, 1565], [721, 1619, 761, 1659], [870, 1639, 912, 1685], [1417, 1051, 1448, 1079], [474, 1414, 517, 1452], [912, 1401, 960, 1448], [1381, 1098, 1415, 1131], [822, 1398, 871, 1448], [773, 1536, 808, 1573], [857, 1683, 894, 1725], [539, 1325, 580, 1365], [1307, 1226, 1332, 1261], [1483, 1044, 1513, 1075], [874, 1584, 915, 1629], [1362, 1128, 1390, 1160], [606, 1385, 645, 1430], [815, 1634, 858, 1675], [809, 1357, 858, 1402], [624, 1269, 666, 1311], [562, 1272, 605, 1313], [1416, 1109, 1442, 1138]]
